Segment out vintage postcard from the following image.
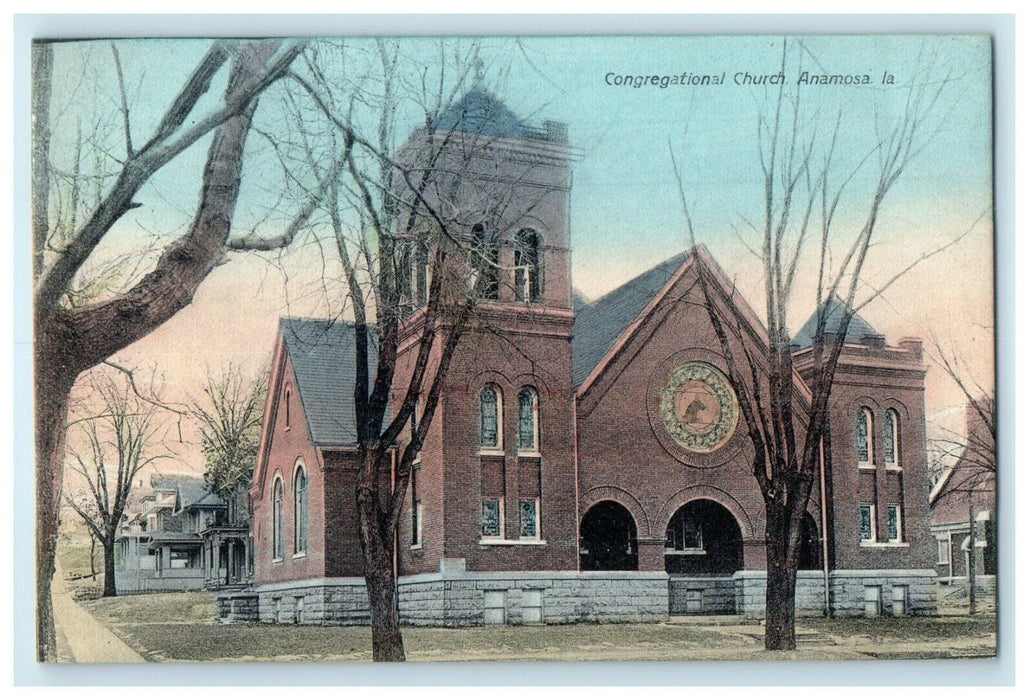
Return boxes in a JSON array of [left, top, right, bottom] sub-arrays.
[[29, 32, 996, 666]]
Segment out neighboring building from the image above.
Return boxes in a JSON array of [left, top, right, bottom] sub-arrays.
[[249, 88, 938, 626], [930, 399, 996, 591], [115, 474, 252, 594]]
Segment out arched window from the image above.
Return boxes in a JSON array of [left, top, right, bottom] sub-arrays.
[[293, 465, 308, 554], [856, 407, 874, 465], [883, 409, 901, 467], [469, 224, 499, 300], [272, 477, 284, 561], [479, 385, 502, 450], [514, 228, 542, 303], [518, 387, 539, 453]]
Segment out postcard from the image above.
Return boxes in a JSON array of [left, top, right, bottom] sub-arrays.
[[29, 32, 996, 665]]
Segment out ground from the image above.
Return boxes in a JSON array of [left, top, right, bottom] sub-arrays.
[[54, 535, 996, 663]]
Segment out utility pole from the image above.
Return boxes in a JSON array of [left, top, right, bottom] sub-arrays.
[[968, 491, 977, 615]]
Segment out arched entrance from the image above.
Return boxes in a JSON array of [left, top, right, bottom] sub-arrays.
[[798, 513, 821, 571], [580, 501, 638, 571], [664, 499, 744, 575]]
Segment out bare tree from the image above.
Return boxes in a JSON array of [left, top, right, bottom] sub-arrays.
[[63, 372, 166, 597], [33, 39, 303, 661], [194, 364, 267, 505], [243, 39, 546, 660], [672, 40, 967, 649]]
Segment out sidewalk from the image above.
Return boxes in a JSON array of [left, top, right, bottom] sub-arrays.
[[52, 564, 145, 663]]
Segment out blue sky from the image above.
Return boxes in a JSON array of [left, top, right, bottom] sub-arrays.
[[43, 35, 995, 467]]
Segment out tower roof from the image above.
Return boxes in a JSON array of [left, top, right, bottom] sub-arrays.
[[430, 88, 538, 140], [791, 298, 880, 348]]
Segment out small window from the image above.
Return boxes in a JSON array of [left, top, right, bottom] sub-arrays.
[[479, 386, 502, 450], [887, 504, 902, 543], [858, 503, 875, 543], [293, 465, 307, 555], [481, 498, 504, 538], [883, 409, 901, 467], [937, 536, 950, 564], [517, 387, 539, 453], [519, 498, 540, 539], [514, 228, 542, 303], [666, 511, 704, 552], [284, 386, 291, 429], [411, 395, 423, 462], [272, 477, 284, 560], [856, 408, 875, 465]]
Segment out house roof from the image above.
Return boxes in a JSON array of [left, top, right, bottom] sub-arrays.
[[175, 479, 212, 510], [280, 317, 377, 447], [791, 298, 880, 348], [430, 88, 537, 140], [572, 252, 690, 386]]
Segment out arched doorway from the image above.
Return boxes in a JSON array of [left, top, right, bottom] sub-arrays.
[[664, 499, 744, 575], [580, 501, 638, 571], [798, 513, 821, 571]]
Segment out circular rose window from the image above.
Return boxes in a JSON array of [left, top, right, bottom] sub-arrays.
[[660, 362, 739, 453]]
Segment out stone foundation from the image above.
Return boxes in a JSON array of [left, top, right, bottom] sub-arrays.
[[734, 569, 937, 618], [256, 578, 371, 624], [668, 576, 736, 614], [400, 570, 669, 627], [216, 591, 259, 623]]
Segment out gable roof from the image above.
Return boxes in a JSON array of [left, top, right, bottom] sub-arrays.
[[280, 317, 375, 447], [572, 252, 690, 386], [430, 88, 536, 140], [791, 298, 880, 348]]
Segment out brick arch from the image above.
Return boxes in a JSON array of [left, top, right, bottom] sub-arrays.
[[578, 486, 651, 538], [652, 485, 756, 540]]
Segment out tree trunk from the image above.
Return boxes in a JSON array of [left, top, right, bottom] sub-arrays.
[[102, 536, 117, 597], [764, 510, 798, 651], [357, 463, 405, 662], [35, 333, 78, 662]]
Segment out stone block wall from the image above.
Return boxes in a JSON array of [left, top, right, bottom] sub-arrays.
[[398, 570, 668, 626], [256, 578, 370, 624], [734, 569, 936, 618], [216, 592, 259, 623], [668, 576, 736, 614]]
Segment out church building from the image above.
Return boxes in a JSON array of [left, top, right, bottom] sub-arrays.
[[247, 89, 936, 626]]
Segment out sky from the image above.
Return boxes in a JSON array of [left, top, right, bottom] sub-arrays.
[[42, 35, 995, 474]]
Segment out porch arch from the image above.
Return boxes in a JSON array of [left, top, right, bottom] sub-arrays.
[[653, 485, 756, 541], [578, 485, 651, 538]]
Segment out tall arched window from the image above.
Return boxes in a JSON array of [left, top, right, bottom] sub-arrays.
[[272, 477, 284, 561], [856, 407, 875, 465], [469, 224, 499, 300], [479, 386, 502, 450], [514, 228, 542, 303], [294, 465, 308, 554], [518, 387, 539, 453], [883, 409, 901, 467]]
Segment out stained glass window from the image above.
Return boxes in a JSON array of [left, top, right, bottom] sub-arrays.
[[518, 387, 538, 451], [294, 467, 307, 554], [858, 503, 874, 542], [480, 387, 500, 448], [520, 499, 539, 539], [856, 408, 874, 463], [883, 409, 899, 465], [272, 478, 284, 560], [888, 504, 901, 542], [481, 499, 502, 537]]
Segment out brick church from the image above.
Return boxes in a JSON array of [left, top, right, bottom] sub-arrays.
[[247, 89, 936, 625]]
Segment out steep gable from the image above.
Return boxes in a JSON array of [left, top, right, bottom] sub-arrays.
[[572, 252, 690, 387]]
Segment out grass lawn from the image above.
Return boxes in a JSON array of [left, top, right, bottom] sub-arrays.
[[79, 591, 997, 663]]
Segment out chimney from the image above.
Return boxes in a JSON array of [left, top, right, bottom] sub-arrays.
[[859, 334, 887, 349], [543, 120, 568, 143], [898, 337, 924, 358]]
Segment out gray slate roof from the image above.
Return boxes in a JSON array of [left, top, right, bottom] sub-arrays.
[[430, 89, 537, 139], [572, 252, 690, 386], [790, 298, 880, 348], [280, 317, 378, 447]]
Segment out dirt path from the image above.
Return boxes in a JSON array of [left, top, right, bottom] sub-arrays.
[[52, 563, 145, 663]]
